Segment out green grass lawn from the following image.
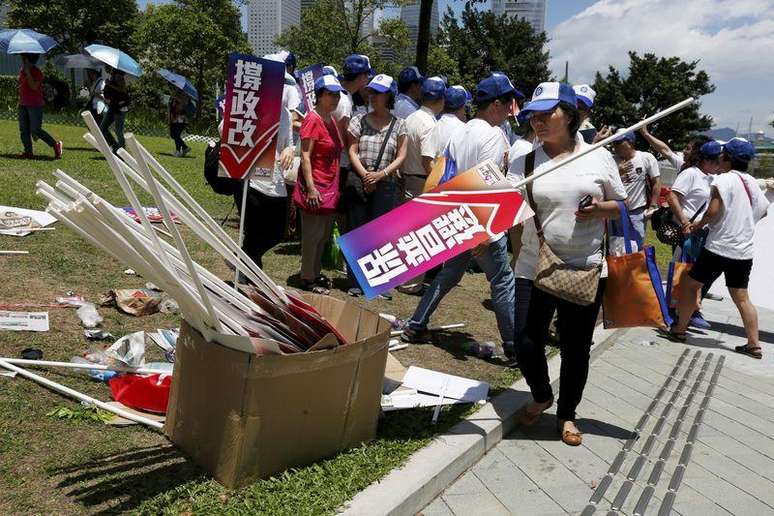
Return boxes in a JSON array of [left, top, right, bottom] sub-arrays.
[[0, 119, 527, 514]]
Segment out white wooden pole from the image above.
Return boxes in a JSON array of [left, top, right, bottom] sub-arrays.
[[234, 171, 251, 288], [0, 358, 164, 430], [0, 250, 28, 255], [1, 358, 166, 375]]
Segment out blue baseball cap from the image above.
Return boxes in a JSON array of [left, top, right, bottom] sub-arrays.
[[343, 54, 374, 77], [476, 73, 517, 103], [699, 141, 722, 159], [490, 71, 525, 99], [613, 132, 636, 143], [322, 65, 338, 77], [518, 82, 577, 119], [398, 66, 424, 86], [314, 75, 343, 93], [284, 52, 297, 68], [444, 85, 471, 110], [422, 76, 446, 100], [367, 73, 397, 95], [723, 137, 756, 163], [573, 84, 596, 108]]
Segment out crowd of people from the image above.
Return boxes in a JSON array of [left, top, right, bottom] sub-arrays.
[[242, 50, 771, 447], [13, 48, 772, 447]]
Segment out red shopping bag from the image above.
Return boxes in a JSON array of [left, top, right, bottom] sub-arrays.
[[109, 373, 172, 414]]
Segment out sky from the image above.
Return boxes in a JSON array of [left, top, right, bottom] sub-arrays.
[[137, 0, 773, 136]]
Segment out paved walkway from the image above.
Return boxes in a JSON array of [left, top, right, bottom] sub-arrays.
[[422, 297, 774, 515]]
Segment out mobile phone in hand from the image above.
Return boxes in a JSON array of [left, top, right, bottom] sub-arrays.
[[578, 194, 593, 210]]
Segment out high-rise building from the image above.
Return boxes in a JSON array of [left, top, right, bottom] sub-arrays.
[[400, 0, 440, 50], [247, 0, 301, 57], [491, 0, 547, 33]]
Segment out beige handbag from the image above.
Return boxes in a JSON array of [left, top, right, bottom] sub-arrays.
[[524, 151, 601, 306]]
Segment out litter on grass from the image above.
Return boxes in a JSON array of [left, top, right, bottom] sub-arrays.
[[0, 311, 49, 331], [0, 206, 56, 237]]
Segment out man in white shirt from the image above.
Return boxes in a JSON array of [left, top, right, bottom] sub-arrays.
[[612, 131, 661, 242], [638, 125, 713, 173], [670, 138, 770, 359], [573, 84, 598, 144], [402, 73, 517, 360], [393, 66, 423, 119], [401, 76, 446, 201], [432, 85, 469, 156]]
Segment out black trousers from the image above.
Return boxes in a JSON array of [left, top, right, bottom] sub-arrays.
[[242, 188, 287, 270], [516, 279, 605, 421], [170, 122, 187, 151]]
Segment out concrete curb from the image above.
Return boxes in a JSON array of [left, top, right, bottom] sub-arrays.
[[340, 325, 626, 516]]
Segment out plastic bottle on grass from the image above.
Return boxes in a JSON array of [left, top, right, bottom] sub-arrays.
[[462, 341, 495, 359]]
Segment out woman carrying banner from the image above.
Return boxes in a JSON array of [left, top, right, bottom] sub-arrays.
[[509, 83, 627, 446], [293, 75, 345, 295], [345, 74, 408, 297]]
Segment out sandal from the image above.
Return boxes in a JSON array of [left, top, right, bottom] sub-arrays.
[[301, 280, 329, 296], [657, 328, 687, 343], [734, 344, 762, 360], [519, 396, 554, 427], [557, 419, 583, 446]]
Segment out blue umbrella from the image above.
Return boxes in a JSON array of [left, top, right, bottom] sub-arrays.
[[157, 68, 199, 100], [0, 29, 59, 54], [84, 44, 142, 77]]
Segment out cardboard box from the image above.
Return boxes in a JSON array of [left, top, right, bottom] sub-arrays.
[[164, 294, 390, 488]]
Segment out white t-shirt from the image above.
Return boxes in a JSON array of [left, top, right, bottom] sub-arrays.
[[501, 120, 518, 145], [447, 118, 510, 173], [333, 90, 354, 168], [402, 106, 437, 176], [705, 171, 770, 260], [508, 136, 628, 280], [283, 84, 301, 114], [393, 93, 419, 119], [665, 150, 684, 171], [448, 118, 511, 243], [669, 166, 712, 222], [617, 150, 660, 210], [509, 137, 534, 163], [432, 113, 465, 157]]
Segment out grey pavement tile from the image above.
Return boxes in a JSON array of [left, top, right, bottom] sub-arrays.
[[714, 376, 774, 409], [584, 380, 654, 415], [690, 441, 774, 509], [441, 470, 511, 516], [695, 434, 774, 484], [681, 468, 774, 516], [708, 384, 774, 422], [702, 410, 774, 460], [471, 448, 566, 516], [497, 438, 592, 514], [705, 395, 774, 435], [420, 497, 455, 516]]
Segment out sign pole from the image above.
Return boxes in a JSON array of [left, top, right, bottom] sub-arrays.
[[234, 171, 252, 289]]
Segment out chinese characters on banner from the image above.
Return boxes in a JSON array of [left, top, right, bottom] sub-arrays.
[[295, 63, 323, 114], [338, 161, 534, 299], [219, 53, 285, 180]]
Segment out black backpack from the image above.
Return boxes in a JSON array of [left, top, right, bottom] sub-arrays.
[[204, 141, 242, 196]]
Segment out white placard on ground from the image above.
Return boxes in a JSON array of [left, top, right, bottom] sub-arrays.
[[709, 190, 774, 311], [401, 366, 490, 403], [0, 206, 56, 237], [0, 311, 50, 332]]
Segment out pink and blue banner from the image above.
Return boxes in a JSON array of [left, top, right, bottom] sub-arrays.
[[296, 63, 323, 114], [220, 53, 285, 180], [338, 161, 533, 299]]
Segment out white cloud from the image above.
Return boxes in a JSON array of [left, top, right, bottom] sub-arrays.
[[548, 0, 774, 83]]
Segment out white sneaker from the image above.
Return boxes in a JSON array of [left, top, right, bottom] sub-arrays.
[[174, 150, 183, 157]]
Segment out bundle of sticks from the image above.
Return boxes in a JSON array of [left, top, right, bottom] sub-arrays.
[[36, 111, 347, 354]]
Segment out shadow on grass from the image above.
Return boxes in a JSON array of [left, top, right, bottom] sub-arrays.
[[0, 153, 55, 161], [49, 444, 205, 514], [63, 146, 100, 152], [158, 152, 196, 159], [274, 241, 301, 256]]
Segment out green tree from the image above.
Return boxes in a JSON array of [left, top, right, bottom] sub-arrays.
[[592, 52, 715, 147], [5, 0, 139, 54], [131, 0, 250, 121], [436, 6, 551, 96], [275, 0, 410, 76]]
